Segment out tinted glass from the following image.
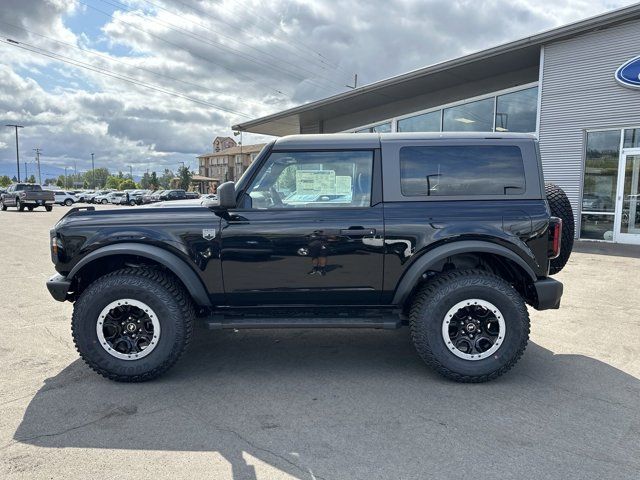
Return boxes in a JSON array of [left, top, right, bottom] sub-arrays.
[[400, 145, 525, 196], [248, 150, 373, 208], [624, 128, 640, 148], [443, 98, 494, 132], [495, 87, 538, 132], [582, 131, 619, 214], [355, 122, 391, 133], [397, 110, 441, 132], [16, 184, 41, 191]]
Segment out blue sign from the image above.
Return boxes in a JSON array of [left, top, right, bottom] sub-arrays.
[[615, 55, 640, 89]]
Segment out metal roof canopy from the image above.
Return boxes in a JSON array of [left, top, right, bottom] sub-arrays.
[[233, 4, 640, 137]]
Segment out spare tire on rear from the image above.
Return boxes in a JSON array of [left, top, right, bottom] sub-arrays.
[[545, 183, 574, 275]]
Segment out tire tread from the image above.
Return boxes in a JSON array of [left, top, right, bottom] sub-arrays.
[[71, 267, 194, 382], [409, 269, 530, 383]]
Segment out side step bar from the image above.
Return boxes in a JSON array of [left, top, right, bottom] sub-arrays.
[[204, 315, 401, 330]]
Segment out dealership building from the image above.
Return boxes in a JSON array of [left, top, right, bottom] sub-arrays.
[[234, 5, 640, 244]]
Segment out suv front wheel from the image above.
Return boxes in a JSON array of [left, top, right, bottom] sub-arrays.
[[410, 269, 529, 382], [72, 268, 194, 382]]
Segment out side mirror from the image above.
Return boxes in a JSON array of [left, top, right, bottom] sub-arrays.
[[216, 181, 236, 209]]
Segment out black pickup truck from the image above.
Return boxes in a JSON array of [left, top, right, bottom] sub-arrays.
[[46, 133, 573, 383]]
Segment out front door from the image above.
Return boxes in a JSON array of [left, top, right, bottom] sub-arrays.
[[616, 151, 640, 244], [220, 148, 385, 306]]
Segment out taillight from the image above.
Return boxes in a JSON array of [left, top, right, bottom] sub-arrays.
[[548, 217, 562, 259]]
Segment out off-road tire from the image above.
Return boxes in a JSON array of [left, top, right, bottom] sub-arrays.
[[27, 206, 33, 211], [72, 268, 194, 382], [410, 269, 530, 383], [545, 183, 574, 275], [16, 199, 24, 211], [0, 199, 6, 211], [45, 205, 53, 212]]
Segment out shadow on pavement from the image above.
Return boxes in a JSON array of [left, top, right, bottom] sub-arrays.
[[13, 328, 640, 480]]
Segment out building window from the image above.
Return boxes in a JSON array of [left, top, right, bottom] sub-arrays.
[[355, 122, 391, 133], [443, 98, 494, 132], [399, 145, 525, 196], [397, 110, 441, 132], [495, 86, 538, 132], [624, 128, 640, 148], [581, 130, 620, 241]]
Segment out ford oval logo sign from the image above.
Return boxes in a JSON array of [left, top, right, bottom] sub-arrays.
[[615, 55, 640, 89]]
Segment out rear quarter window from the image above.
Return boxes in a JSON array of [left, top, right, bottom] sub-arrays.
[[399, 145, 526, 196]]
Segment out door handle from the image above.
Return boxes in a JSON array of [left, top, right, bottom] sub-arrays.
[[340, 227, 376, 236]]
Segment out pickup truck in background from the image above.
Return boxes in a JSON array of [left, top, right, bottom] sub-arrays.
[[0, 183, 54, 212]]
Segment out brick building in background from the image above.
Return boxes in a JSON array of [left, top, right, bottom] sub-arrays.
[[197, 136, 266, 183]]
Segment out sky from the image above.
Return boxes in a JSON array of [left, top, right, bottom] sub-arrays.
[[0, 0, 636, 180]]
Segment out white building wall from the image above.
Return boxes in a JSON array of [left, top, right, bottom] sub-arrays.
[[539, 19, 640, 234]]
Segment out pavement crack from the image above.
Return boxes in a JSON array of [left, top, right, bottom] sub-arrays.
[[4, 405, 171, 450]]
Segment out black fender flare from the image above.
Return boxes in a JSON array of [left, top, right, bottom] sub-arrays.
[[68, 243, 212, 307], [391, 240, 537, 306]]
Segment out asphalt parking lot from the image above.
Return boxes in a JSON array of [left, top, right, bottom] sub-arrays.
[[1, 205, 639, 480]]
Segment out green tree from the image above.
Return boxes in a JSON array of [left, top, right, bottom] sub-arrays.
[[150, 171, 159, 190], [26, 174, 36, 184], [120, 178, 137, 190], [105, 176, 122, 189], [84, 168, 110, 189], [177, 165, 193, 191], [140, 172, 151, 189], [159, 169, 174, 189], [0, 175, 11, 187]]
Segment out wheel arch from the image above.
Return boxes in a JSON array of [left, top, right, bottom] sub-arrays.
[[68, 243, 212, 307], [392, 240, 537, 308]]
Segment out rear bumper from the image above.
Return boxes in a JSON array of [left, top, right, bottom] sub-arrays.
[[47, 274, 71, 302], [533, 277, 563, 310]]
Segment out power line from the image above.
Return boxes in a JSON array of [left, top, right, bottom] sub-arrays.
[[77, 0, 290, 98], [0, 38, 252, 117], [0, 20, 273, 109], [175, 0, 346, 73], [94, 0, 348, 93], [140, 0, 351, 79]]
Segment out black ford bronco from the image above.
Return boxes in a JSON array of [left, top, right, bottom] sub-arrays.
[[47, 133, 573, 383]]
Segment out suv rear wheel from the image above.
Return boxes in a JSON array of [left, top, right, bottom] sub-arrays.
[[71, 268, 194, 382], [410, 269, 529, 382]]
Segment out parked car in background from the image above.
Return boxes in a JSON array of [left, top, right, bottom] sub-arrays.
[[53, 191, 79, 206], [185, 191, 200, 199], [149, 190, 166, 203], [76, 190, 95, 203], [1, 183, 54, 211], [159, 189, 187, 201], [106, 191, 125, 204], [92, 190, 114, 204], [89, 190, 113, 203]]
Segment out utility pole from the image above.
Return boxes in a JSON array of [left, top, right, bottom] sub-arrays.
[[91, 153, 95, 189], [5, 124, 24, 181], [24, 161, 28, 180], [129, 165, 133, 179], [64, 166, 68, 189], [33, 148, 42, 184]]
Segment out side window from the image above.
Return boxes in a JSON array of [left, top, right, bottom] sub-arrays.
[[399, 145, 526, 196], [246, 150, 373, 209]]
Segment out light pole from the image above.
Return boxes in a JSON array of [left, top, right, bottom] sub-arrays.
[[33, 148, 42, 184], [91, 153, 95, 189], [5, 124, 24, 181], [64, 166, 68, 189]]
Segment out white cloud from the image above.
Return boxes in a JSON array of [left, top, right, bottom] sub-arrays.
[[0, 0, 636, 176]]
